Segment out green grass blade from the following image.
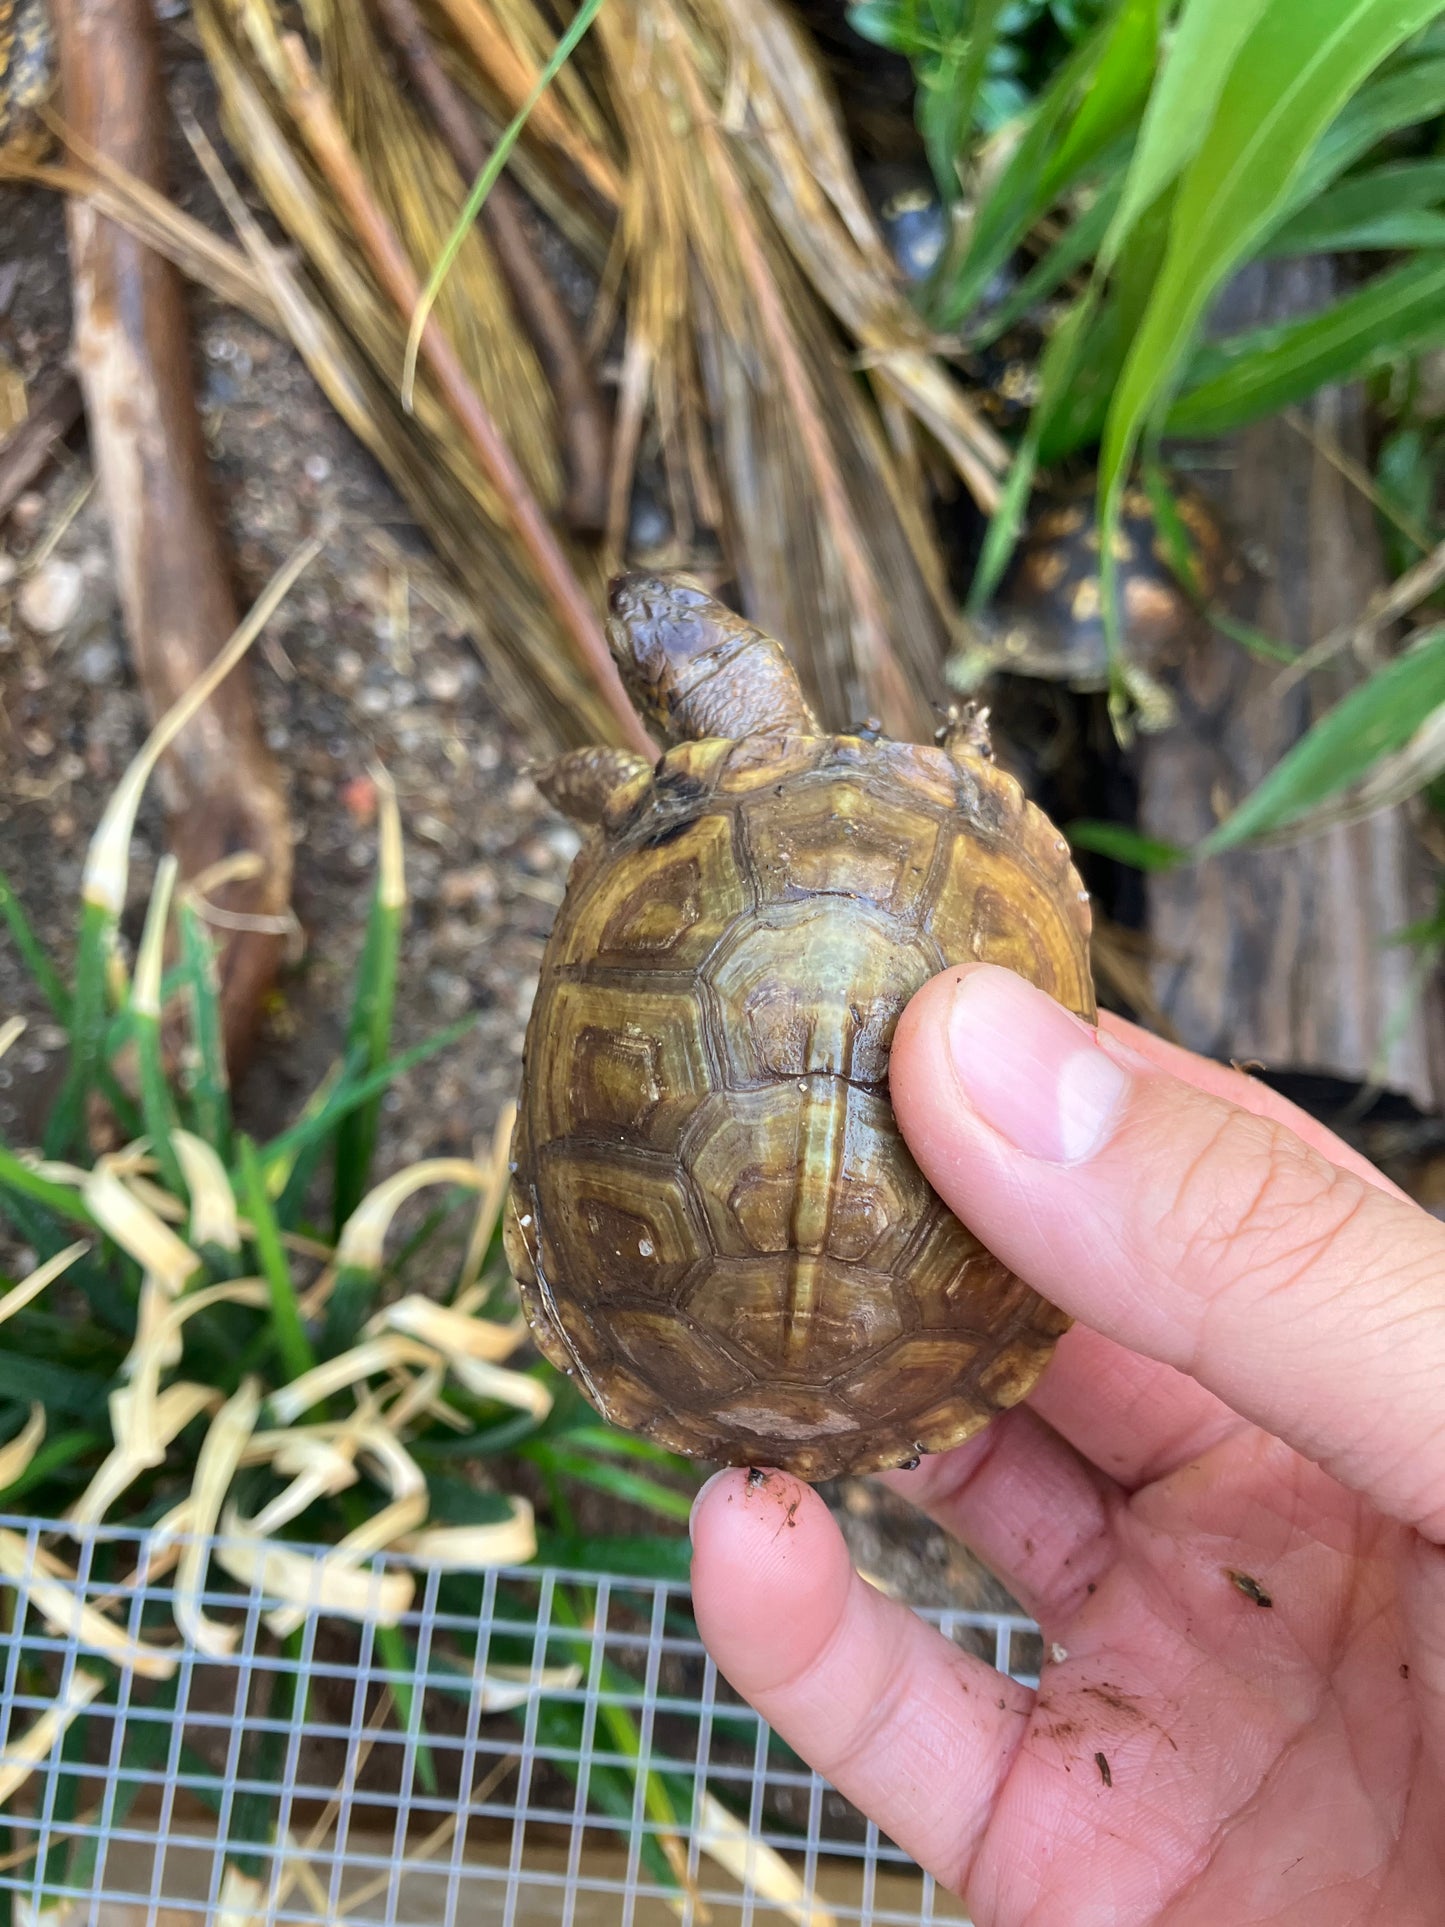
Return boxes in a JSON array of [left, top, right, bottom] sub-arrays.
[[236, 1134, 316, 1384], [1100, 0, 1444, 524], [933, 27, 1115, 328], [969, 174, 1121, 347], [0, 1350, 111, 1419], [1201, 627, 1445, 854], [177, 900, 232, 1156], [0, 1427, 106, 1503], [1265, 157, 1445, 254], [255, 1019, 474, 1180], [1065, 821, 1188, 870], [524, 1442, 695, 1523], [0, 1146, 95, 1228], [229, 1631, 308, 1881], [1167, 254, 1445, 438], [1209, 611, 1300, 665], [1039, 0, 1160, 207], [1100, 0, 1270, 268], [401, 0, 607, 401], [43, 899, 116, 1157], [1279, 53, 1445, 218], [968, 297, 1095, 609], [0, 869, 71, 1025], [333, 778, 404, 1232]]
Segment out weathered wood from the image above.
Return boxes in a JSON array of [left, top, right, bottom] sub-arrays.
[[53, 0, 292, 1069], [1141, 257, 1445, 1111]]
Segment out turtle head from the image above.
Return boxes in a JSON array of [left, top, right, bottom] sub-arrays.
[[607, 572, 819, 746]]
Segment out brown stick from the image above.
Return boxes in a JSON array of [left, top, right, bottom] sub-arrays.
[[279, 31, 652, 757], [52, 0, 292, 1070], [370, 0, 611, 533], [0, 372, 84, 520]]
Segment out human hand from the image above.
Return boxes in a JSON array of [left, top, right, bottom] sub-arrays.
[[689, 963, 1445, 1924]]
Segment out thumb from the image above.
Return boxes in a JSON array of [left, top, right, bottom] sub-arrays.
[[890, 964, 1445, 1541]]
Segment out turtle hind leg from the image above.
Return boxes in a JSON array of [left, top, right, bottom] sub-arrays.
[[534, 746, 652, 826]]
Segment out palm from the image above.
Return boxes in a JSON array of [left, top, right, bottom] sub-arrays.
[[972, 1425, 1430, 1922]]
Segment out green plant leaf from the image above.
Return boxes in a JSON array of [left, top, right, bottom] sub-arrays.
[[535, 1532, 690, 1583], [1040, 0, 1160, 205], [0, 870, 71, 1025], [1100, 0, 1445, 517], [1065, 821, 1188, 869], [934, 27, 1116, 326], [1100, 0, 1271, 267], [1167, 254, 1445, 438], [1281, 53, 1445, 217], [236, 1134, 316, 1386], [1202, 627, 1445, 853], [969, 173, 1121, 346], [1265, 158, 1445, 254]]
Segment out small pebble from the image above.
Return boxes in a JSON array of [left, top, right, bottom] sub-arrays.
[[333, 647, 365, 687], [423, 662, 465, 703], [358, 685, 392, 715], [76, 637, 120, 685], [304, 453, 331, 483], [0, 553, 16, 589], [18, 559, 83, 634]]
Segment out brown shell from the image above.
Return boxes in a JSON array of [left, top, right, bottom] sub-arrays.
[[505, 730, 1094, 1481], [976, 481, 1241, 686]]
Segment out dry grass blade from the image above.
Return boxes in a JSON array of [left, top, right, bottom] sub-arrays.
[[0, 1405, 46, 1492], [0, 1532, 181, 1678], [83, 534, 321, 918], [0, 1669, 104, 1813], [82, 1163, 199, 1290], [188, 13, 631, 754], [693, 1791, 838, 1927], [212, 1506, 417, 1625], [172, 1129, 242, 1252], [0, 134, 280, 329], [173, 1376, 263, 1656], [368, 1296, 525, 1363], [593, 0, 962, 733], [0, 1240, 90, 1327], [400, 1494, 536, 1568]]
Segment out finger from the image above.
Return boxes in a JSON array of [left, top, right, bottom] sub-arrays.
[[891, 965, 1445, 1541], [1025, 1323, 1245, 1488], [689, 1467, 1030, 1894], [1098, 1013, 1412, 1202], [1401, 1534, 1445, 1780], [877, 1403, 1120, 1625]]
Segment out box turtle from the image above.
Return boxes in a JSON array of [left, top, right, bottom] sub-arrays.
[[951, 478, 1241, 694], [505, 573, 1095, 1481]]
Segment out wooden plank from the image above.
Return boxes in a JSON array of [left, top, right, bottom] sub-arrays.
[[1140, 256, 1445, 1110]]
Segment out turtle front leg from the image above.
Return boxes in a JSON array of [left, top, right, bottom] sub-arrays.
[[534, 746, 653, 827]]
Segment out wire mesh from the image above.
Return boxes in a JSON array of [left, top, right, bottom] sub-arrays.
[[0, 1515, 1041, 1927]]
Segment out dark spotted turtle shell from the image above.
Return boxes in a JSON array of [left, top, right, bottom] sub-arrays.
[[504, 728, 1094, 1481]]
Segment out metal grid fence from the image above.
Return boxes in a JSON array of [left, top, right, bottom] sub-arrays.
[[0, 1516, 1041, 1926]]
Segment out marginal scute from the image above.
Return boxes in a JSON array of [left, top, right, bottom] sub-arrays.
[[508, 575, 1096, 1481]]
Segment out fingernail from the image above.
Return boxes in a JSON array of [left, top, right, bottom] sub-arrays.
[[947, 966, 1129, 1164], [688, 1467, 733, 1544]]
